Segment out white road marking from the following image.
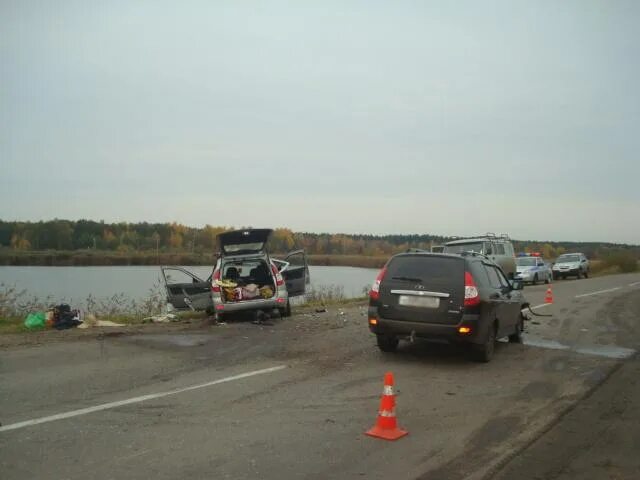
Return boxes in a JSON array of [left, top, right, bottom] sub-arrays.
[[117, 449, 152, 462], [0, 365, 287, 433], [629, 281, 640, 287], [575, 287, 622, 298]]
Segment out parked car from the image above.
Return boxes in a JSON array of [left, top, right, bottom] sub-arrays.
[[367, 251, 527, 362], [162, 228, 309, 320], [442, 234, 517, 279], [515, 253, 552, 285], [552, 253, 590, 280]]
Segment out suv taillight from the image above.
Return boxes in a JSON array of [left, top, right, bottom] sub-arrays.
[[464, 271, 480, 307], [369, 266, 387, 301], [270, 263, 285, 286], [211, 268, 221, 293]]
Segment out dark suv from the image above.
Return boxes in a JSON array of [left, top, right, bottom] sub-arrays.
[[368, 252, 527, 362]]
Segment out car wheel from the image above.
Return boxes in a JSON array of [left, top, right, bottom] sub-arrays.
[[376, 334, 399, 353], [473, 322, 496, 363], [532, 274, 538, 285], [577, 270, 582, 279], [584, 270, 589, 278], [508, 314, 524, 343]]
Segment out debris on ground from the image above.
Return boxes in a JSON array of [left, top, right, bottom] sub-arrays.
[[77, 314, 125, 329], [51, 304, 83, 330], [24, 312, 47, 330], [315, 308, 328, 313], [24, 304, 83, 330], [143, 313, 178, 323]]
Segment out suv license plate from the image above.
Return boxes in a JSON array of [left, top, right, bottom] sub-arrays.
[[398, 295, 440, 309]]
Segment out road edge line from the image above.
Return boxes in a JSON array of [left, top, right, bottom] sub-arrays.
[[475, 356, 634, 480]]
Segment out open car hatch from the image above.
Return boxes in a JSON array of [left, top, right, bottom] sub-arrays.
[[218, 229, 273, 256]]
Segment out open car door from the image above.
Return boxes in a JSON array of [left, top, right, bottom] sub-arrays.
[[160, 267, 213, 311], [278, 250, 309, 297]]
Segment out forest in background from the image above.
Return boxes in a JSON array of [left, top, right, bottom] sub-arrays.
[[0, 219, 638, 267]]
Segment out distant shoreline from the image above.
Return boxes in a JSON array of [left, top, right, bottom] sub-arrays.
[[0, 250, 388, 269]]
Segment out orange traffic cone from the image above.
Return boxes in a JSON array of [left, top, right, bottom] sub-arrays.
[[545, 287, 554, 304], [365, 372, 408, 441]]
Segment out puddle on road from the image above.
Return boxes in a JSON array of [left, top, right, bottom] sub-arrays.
[[573, 345, 636, 359], [524, 336, 635, 359], [524, 338, 570, 352]]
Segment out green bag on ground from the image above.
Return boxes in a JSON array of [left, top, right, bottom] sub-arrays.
[[24, 312, 46, 329]]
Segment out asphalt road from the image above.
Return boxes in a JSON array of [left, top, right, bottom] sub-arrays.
[[1, 272, 639, 480]]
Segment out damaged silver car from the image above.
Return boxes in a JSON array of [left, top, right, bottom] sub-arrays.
[[161, 228, 309, 320]]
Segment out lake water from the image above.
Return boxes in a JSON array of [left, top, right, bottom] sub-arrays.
[[0, 265, 378, 305]]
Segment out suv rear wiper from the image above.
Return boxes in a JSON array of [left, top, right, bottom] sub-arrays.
[[391, 276, 423, 283]]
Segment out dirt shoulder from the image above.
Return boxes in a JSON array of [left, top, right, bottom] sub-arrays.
[[0, 301, 368, 349]]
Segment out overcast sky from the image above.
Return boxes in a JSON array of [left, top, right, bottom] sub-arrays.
[[2, 1, 639, 243]]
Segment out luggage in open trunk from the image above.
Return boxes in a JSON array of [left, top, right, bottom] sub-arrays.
[[217, 258, 276, 303]]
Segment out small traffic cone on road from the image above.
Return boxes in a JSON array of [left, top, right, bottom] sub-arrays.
[[365, 372, 408, 441], [545, 287, 554, 304]]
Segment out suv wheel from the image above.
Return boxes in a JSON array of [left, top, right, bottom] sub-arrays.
[[376, 334, 399, 353], [473, 323, 496, 363], [508, 314, 524, 343]]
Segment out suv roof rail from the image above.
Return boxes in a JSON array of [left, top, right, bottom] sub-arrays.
[[406, 248, 429, 253], [446, 233, 512, 243]]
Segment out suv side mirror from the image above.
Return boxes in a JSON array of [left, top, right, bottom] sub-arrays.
[[510, 279, 524, 291]]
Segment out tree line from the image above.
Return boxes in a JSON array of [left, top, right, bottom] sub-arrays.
[[0, 219, 637, 260]]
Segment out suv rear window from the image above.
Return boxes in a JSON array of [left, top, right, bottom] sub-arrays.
[[223, 242, 265, 254], [443, 242, 485, 255], [386, 255, 464, 284]]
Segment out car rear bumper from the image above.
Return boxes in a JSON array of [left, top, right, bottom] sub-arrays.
[[369, 314, 485, 344], [215, 296, 288, 313]]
